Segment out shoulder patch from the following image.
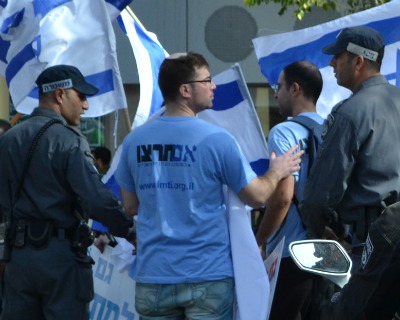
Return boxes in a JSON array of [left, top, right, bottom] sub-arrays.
[[85, 150, 95, 161], [361, 234, 374, 269]]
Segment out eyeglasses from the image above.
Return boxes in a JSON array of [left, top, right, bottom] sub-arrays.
[[185, 77, 212, 84], [271, 83, 281, 93]]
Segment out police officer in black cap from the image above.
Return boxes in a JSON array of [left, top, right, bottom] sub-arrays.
[[0, 65, 134, 320], [301, 26, 400, 268]]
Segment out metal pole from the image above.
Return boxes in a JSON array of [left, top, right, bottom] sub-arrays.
[[0, 76, 10, 121]]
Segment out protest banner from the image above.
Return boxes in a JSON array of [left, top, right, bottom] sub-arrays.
[[89, 243, 139, 320]]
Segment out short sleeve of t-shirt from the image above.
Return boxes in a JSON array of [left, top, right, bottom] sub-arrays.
[[268, 123, 300, 180], [115, 137, 136, 192]]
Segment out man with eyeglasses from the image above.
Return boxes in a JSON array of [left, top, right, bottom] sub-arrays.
[[256, 61, 324, 320], [115, 51, 303, 319]]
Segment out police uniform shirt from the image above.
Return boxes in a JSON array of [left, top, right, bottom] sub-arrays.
[[301, 75, 400, 236], [0, 107, 131, 236]]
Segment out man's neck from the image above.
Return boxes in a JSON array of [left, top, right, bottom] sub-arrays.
[[292, 101, 317, 117], [163, 103, 196, 117]]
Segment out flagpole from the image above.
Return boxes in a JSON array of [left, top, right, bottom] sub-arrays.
[[124, 6, 146, 30], [123, 108, 131, 131], [123, 5, 146, 131], [0, 77, 9, 123]]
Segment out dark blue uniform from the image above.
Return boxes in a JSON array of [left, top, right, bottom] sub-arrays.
[[302, 75, 400, 241], [0, 107, 132, 320], [326, 202, 400, 319]]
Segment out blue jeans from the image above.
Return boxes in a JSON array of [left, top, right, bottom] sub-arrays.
[[135, 278, 234, 320]]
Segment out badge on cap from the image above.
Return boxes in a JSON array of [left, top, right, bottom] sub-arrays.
[[347, 42, 378, 61], [42, 79, 73, 93]]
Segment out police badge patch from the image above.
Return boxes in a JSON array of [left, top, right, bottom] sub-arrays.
[[321, 98, 350, 140], [361, 234, 374, 269]]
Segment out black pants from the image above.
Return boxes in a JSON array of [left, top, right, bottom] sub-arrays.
[[1, 237, 93, 320], [327, 202, 400, 320], [365, 240, 400, 320], [269, 257, 314, 320]]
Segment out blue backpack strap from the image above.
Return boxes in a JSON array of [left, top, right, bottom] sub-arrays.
[[268, 116, 323, 242], [287, 115, 323, 215], [288, 115, 323, 171], [289, 115, 323, 145]]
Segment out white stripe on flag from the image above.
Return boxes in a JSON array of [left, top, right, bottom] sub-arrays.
[[253, 1, 400, 118], [199, 63, 269, 176], [97, 8, 170, 229], [118, 9, 168, 129], [201, 63, 270, 320], [0, 0, 127, 117]]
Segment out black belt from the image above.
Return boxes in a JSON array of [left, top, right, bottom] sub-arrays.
[[13, 220, 75, 248], [51, 226, 74, 240], [353, 207, 381, 242]]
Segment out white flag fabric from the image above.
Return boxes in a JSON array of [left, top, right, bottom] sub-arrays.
[[199, 63, 269, 176], [100, 8, 169, 195], [201, 64, 270, 320], [0, 0, 129, 117], [93, 8, 169, 230], [118, 9, 168, 129], [224, 187, 270, 320], [253, 0, 400, 118]]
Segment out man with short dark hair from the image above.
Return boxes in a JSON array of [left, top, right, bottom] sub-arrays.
[[0, 65, 134, 320], [92, 146, 112, 176], [301, 26, 400, 256], [256, 61, 324, 320], [115, 52, 303, 319]]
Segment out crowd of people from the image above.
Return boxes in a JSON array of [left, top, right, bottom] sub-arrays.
[[0, 24, 400, 320]]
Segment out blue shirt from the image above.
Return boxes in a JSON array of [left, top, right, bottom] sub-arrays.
[[115, 116, 256, 283], [266, 112, 324, 258]]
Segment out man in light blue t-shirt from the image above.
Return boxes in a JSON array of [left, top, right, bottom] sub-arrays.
[[115, 52, 303, 320], [255, 61, 324, 320]]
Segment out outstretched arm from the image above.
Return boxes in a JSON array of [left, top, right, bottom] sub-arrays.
[[238, 145, 303, 208], [255, 175, 295, 257]]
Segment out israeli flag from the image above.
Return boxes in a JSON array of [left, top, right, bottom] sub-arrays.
[[253, 0, 400, 118], [199, 63, 269, 176], [117, 9, 168, 129], [0, 0, 129, 117], [201, 63, 270, 320], [94, 8, 169, 231], [101, 8, 168, 196]]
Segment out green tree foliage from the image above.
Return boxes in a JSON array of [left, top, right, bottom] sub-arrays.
[[244, 0, 390, 20]]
